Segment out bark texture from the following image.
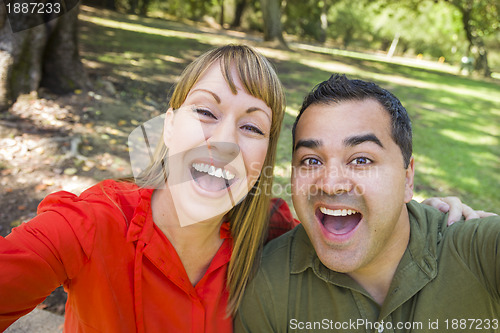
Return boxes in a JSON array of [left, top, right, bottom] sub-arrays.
[[0, 3, 88, 111], [260, 0, 287, 48]]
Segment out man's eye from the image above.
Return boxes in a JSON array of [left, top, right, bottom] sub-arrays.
[[195, 108, 216, 119], [349, 157, 372, 165], [302, 157, 322, 166]]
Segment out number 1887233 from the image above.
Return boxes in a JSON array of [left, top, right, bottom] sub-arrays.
[[6, 2, 61, 14]]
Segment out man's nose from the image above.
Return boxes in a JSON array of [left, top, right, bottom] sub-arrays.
[[316, 164, 354, 195]]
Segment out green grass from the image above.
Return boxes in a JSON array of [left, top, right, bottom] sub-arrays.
[[78, 5, 500, 213]]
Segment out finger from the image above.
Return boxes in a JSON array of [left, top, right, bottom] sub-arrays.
[[421, 198, 450, 213], [446, 201, 464, 225], [438, 196, 465, 225], [476, 210, 498, 218], [462, 206, 480, 221]]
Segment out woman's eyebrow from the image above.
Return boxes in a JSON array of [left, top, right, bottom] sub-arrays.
[[189, 89, 271, 121], [247, 107, 272, 122], [189, 89, 220, 103]]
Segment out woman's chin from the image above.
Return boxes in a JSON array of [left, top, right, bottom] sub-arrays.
[[167, 178, 249, 227]]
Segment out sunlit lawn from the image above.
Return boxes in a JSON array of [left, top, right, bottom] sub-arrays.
[[78, 5, 499, 213]]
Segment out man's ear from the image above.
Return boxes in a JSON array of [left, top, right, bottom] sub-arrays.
[[404, 156, 415, 203], [163, 108, 174, 147]]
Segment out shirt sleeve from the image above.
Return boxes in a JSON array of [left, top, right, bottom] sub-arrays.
[[266, 198, 300, 244], [0, 192, 96, 330], [448, 215, 500, 301]]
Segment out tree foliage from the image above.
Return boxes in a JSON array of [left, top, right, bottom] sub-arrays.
[[376, 0, 499, 76], [20, 0, 500, 80], [372, 2, 467, 58], [283, 0, 334, 42], [443, 0, 499, 76]]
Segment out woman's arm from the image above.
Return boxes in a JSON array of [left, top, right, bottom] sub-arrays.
[[0, 191, 95, 330], [422, 196, 497, 225]]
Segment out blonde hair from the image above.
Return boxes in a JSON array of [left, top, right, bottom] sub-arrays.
[[137, 44, 285, 314]]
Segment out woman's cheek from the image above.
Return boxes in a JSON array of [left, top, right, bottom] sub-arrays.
[[245, 141, 269, 184]]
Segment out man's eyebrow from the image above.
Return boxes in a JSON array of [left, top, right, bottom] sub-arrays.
[[294, 139, 322, 151], [343, 133, 384, 148], [190, 89, 220, 104]]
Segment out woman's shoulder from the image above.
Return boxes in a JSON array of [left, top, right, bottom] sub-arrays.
[[37, 179, 144, 221]]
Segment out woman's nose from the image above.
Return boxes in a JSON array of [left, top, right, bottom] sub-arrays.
[[206, 119, 240, 157]]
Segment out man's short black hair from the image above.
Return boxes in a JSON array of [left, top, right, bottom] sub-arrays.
[[292, 74, 413, 168]]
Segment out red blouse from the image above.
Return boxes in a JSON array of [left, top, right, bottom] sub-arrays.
[[0, 180, 298, 332]]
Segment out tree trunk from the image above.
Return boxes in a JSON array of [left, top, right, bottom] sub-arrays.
[[129, 0, 139, 14], [41, 6, 89, 94], [0, 5, 46, 110], [231, 0, 247, 28], [139, 0, 151, 16], [474, 40, 491, 77], [318, 3, 329, 43], [458, 5, 491, 77], [0, 3, 88, 110], [387, 32, 400, 58], [219, 0, 225, 27], [260, 0, 287, 48]]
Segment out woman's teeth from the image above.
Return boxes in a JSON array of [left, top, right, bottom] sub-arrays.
[[192, 163, 235, 181], [320, 207, 359, 216]]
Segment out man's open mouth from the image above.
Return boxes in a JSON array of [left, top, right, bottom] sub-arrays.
[[190, 162, 238, 192], [316, 206, 363, 235]]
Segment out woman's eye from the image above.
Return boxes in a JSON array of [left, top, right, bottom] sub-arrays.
[[302, 157, 322, 166], [195, 108, 216, 119], [349, 157, 372, 165], [241, 124, 264, 135]]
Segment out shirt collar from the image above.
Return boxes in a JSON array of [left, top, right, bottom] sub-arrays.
[[127, 187, 155, 243], [220, 221, 231, 239], [127, 187, 233, 244], [290, 225, 316, 274]]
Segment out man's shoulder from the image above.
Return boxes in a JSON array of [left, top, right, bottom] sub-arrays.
[[259, 225, 302, 274], [261, 225, 296, 268], [443, 214, 500, 247], [263, 223, 309, 255], [407, 200, 448, 227], [407, 200, 500, 247], [258, 224, 314, 282]]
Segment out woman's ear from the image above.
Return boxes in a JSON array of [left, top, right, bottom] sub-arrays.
[[163, 108, 174, 147]]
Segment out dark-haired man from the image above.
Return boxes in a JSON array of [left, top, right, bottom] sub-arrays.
[[235, 74, 500, 332]]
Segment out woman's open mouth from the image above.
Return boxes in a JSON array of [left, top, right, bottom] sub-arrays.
[[190, 162, 238, 192], [316, 206, 363, 235]]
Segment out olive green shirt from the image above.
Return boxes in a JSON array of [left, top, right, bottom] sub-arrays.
[[235, 201, 500, 332]]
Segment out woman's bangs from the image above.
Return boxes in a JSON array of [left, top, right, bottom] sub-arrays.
[[220, 54, 281, 132]]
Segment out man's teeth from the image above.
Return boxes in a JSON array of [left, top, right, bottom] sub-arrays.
[[192, 163, 235, 181], [319, 207, 359, 216]]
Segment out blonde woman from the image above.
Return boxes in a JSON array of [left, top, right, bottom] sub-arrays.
[[0, 45, 486, 333]]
